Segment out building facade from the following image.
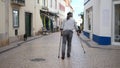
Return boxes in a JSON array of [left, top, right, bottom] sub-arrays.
[[40, 0, 62, 32], [0, 0, 9, 46], [0, 0, 72, 47], [84, 0, 120, 45], [64, 0, 73, 17], [0, 0, 43, 46], [58, 0, 66, 26], [58, 0, 73, 27]]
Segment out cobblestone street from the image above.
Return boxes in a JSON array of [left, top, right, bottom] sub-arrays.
[[0, 32, 120, 68]]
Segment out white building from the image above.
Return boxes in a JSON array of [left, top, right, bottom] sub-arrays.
[[40, 0, 64, 32], [58, 0, 73, 27], [84, 0, 120, 45], [48, 0, 60, 30], [58, 0, 66, 26], [64, 0, 73, 17]]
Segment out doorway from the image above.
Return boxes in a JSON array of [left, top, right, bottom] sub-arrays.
[[25, 12, 32, 37], [113, 2, 120, 45], [86, 7, 93, 39]]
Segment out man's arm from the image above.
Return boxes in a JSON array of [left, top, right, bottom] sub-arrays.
[[60, 20, 65, 36], [74, 21, 80, 36]]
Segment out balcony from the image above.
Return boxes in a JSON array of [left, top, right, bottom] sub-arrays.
[[11, 0, 25, 6], [41, 6, 48, 11]]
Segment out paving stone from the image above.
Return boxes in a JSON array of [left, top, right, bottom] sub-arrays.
[[0, 32, 120, 68]]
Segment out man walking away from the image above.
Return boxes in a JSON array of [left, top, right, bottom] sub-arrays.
[[60, 12, 80, 60]]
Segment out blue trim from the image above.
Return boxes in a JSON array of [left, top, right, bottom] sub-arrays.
[[93, 34, 111, 45], [83, 31, 90, 38], [84, 0, 90, 5], [83, 31, 111, 45]]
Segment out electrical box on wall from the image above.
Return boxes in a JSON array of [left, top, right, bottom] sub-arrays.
[[15, 29, 18, 36]]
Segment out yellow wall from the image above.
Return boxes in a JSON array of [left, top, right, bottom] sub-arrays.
[[0, 0, 43, 45], [0, 0, 44, 42], [0, 1, 5, 34], [9, 0, 42, 37], [34, 4, 43, 34]]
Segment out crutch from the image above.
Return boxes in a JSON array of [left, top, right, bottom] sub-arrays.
[[58, 36, 62, 58], [79, 35, 86, 54]]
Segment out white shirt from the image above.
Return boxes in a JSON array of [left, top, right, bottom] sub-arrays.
[[61, 17, 78, 31]]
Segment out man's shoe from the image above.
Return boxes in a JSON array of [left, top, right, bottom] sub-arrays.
[[67, 53, 70, 58], [61, 57, 65, 60]]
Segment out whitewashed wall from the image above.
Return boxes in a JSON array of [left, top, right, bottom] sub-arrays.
[[48, 0, 59, 13], [99, 0, 112, 36], [84, 0, 112, 36]]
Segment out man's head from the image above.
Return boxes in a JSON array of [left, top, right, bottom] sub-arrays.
[[67, 12, 73, 17], [67, 12, 73, 20]]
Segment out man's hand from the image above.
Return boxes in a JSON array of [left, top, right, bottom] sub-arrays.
[[60, 30, 63, 36], [76, 30, 81, 36], [61, 32, 63, 36], [77, 32, 80, 36]]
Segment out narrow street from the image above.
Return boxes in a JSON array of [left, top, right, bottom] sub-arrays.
[[0, 32, 120, 68]]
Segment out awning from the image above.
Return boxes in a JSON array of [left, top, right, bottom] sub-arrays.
[[40, 10, 59, 17]]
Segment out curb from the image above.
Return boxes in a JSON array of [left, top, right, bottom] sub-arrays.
[[79, 34, 120, 50], [0, 35, 44, 55]]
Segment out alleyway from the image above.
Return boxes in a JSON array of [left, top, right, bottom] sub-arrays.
[[0, 32, 120, 68]]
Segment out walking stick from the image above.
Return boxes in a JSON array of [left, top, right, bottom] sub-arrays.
[[79, 35, 86, 54], [58, 36, 62, 58]]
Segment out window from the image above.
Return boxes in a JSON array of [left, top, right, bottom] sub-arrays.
[[13, 9, 19, 28], [42, 0, 46, 6], [55, 0, 57, 9], [59, 3, 65, 11], [86, 10, 91, 30], [86, 7, 93, 31], [114, 4, 120, 42], [51, 0, 52, 8]]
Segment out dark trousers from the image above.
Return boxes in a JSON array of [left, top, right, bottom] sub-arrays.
[[62, 30, 73, 57]]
